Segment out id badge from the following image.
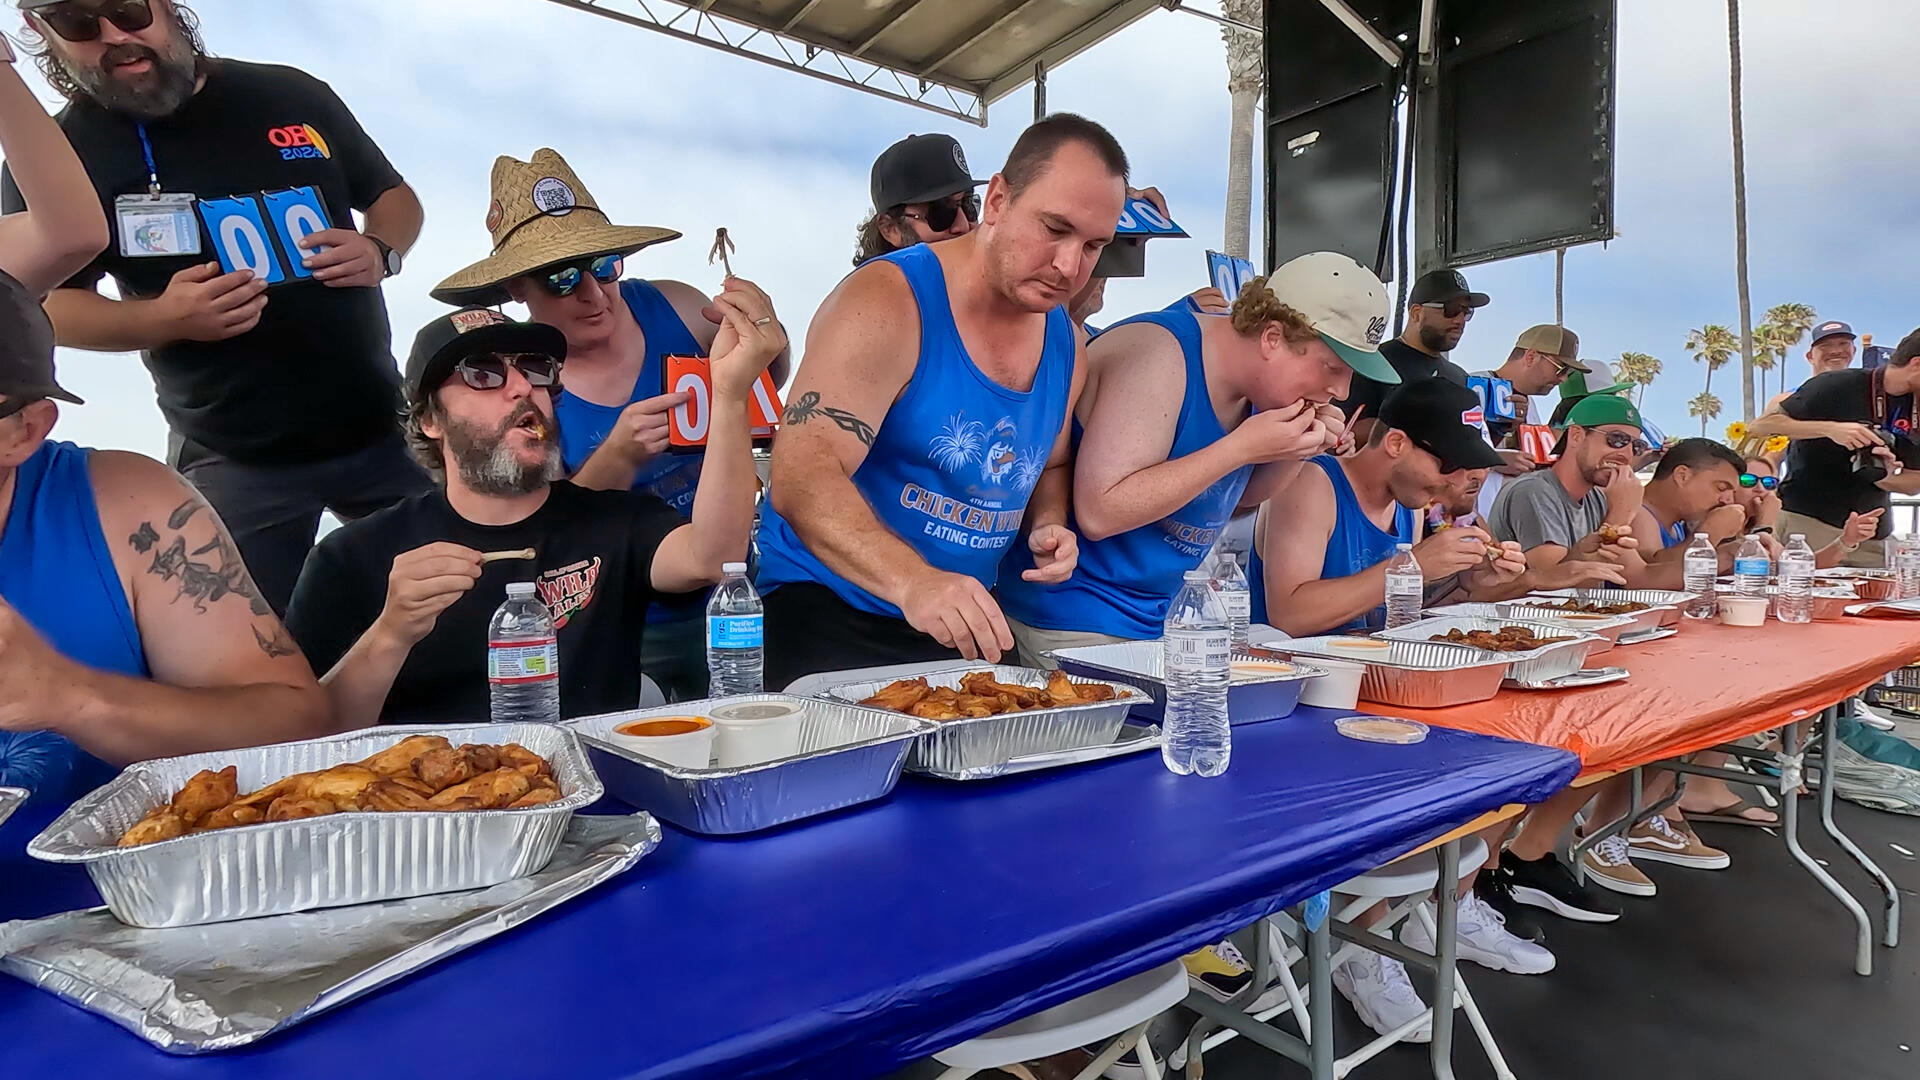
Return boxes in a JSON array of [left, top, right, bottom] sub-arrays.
[[115, 193, 201, 258]]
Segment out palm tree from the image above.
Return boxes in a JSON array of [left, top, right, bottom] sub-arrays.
[[1686, 325, 1738, 428], [1727, 0, 1757, 420], [1751, 319, 1782, 402], [1689, 391, 1724, 437], [1764, 301, 1817, 393], [1617, 352, 1662, 407], [1220, 0, 1264, 260]]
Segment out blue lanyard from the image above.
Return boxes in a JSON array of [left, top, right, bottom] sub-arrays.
[[135, 123, 160, 195]]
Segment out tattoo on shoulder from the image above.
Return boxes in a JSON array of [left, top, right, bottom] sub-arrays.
[[782, 391, 876, 447], [252, 624, 300, 659], [128, 497, 272, 617]]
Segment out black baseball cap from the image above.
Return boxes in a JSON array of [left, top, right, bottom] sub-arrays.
[[1379, 376, 1505, 473], [405, 308, 567, 405], [870, 134, 984, 211], [1408, 269, 1490, 308], [1810, 319, 1855, 345], [0, 271, 82, 407]]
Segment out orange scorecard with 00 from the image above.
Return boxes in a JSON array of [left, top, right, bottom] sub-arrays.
[[665, 355, 783, 449]]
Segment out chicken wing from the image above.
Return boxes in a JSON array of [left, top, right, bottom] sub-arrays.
[[303, 764, 381, 805], [907, 698, 962, 721], [494, 743, 549, 779], [266, 796, 338, 822], [1042, 670, 1084, 706], [198, 803, 264, 831], [118, 810, 189, 847], [461, 744, 504, 775], [169, 766, 239, 825], [230, 772, 313, 811], [354, 779, 436, 812], [358, 734, 453, 777], [410, 747, 477, 793], [951, 693, 1001, 718], [387, 774, 438, 798], [860, 677, 931, 712], [960, 672, 1043, 709], [507, 782, 562, 809], [428, 767, 532, 810]]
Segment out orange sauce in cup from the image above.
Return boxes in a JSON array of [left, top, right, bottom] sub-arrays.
[[616, 717, 711, 738]]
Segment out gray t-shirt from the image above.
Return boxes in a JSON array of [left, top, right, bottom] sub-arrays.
[[1487, 469, 1609, 552]]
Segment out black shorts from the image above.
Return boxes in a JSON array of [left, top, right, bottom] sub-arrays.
[[763, 582, 959, 691]]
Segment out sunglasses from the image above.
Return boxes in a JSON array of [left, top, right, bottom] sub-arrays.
[[535, 254, 622, 298], [899, 193, 981, 233], [1419, 299, 1476, 320], [1739, 473, 1780, 491], [1599, 430, 1652, 454], [37, 0, 155, 43], [451, 352, 562, 392]]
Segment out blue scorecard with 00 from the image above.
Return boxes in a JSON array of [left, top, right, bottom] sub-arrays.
[[1114, 195, 1187, 237], [195, 186, 333, 285]]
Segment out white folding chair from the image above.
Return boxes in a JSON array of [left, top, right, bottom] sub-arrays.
[[931, 961, 1187, 1080]]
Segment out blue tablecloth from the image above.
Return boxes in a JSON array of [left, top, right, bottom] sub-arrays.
[[0, 708, 1576, 1078]]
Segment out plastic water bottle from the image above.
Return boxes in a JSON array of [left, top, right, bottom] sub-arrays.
[[1776, 534, 1816, 624], [1683, 533, 1718, 620], [1209, 548, 1252, 649], [1162, 570, 1231, 777], [706, 562, 764, 696], [1384, 543, 1424, 629], [488, 582, 560, 724], [1733, 535, 1771, 599], [1896, 535, 1920, 601]]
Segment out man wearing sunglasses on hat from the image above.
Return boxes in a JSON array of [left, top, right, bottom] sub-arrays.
[[1335, 268, 1483, 427], [757, 114, 1129, 687], [284, 305, 774, 727], [432, 151, 789, 701], [0, 269, 331, 855], [4, 0, 430, 619], [1468, 324, 1592, 520]]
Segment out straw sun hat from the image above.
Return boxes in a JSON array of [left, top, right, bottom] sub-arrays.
[[431, 148, 680, 306]]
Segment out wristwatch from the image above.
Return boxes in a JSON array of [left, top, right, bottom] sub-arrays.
[[371, 237, 402, 279]]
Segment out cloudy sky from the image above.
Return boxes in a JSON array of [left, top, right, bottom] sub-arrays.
[[6, 0, 1912, 459]]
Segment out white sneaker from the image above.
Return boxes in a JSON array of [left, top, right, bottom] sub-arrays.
[[1404, 894, 1556, 975], [1332, 950, 1432, 1044]]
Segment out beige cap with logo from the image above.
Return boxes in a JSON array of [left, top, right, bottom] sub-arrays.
[[1513, 324, 1590, 372], [1265, 252, 1397, 383], [431, 148, 681, 306]]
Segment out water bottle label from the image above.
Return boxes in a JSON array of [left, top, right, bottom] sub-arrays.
[[1166, 628, 1229, 675], [1222, 591, 1251, 622], [1734, 558, 1770, 577], [488, 638, 559, 684], [708, 614, 764, 650]]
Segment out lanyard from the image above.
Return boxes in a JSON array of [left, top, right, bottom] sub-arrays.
[[135, 123, 160, 196], [1871, 368, 1910, 433]]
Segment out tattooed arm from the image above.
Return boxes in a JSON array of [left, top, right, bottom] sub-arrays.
[[5, 452, 336, 763]]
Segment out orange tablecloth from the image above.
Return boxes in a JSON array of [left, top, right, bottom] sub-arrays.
[[1393, 618, 1920, 775]]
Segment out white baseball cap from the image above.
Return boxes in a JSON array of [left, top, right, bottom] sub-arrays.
[[1263, 252, 1396, 384]]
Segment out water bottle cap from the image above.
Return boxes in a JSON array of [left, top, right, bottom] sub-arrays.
[[505, 582, 536, 597], [1694, 533, 1708, 539], [1395, 543, 1413, 552], [1184, 570, 1210, 582], [1789, 534, 1805, 542], [722, 562, 748, 575]]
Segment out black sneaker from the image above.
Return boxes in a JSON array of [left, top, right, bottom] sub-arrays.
[[1500, 849, 1621, 923], [1474, 865, 1549, 943]]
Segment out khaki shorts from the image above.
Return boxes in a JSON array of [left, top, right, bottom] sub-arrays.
[[1005, 616, 1132, 669], [1777, 510, 1886, 569]]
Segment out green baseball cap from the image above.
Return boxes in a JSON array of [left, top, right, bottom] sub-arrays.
[[1564, 392, 1643, 431]]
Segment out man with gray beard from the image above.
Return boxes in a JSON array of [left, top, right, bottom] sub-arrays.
[[283, 308, 778, 726], [2, 0, 429, 616]]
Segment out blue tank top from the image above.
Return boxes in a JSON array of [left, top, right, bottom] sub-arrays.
[[999, 308, 1252, 639], [755, 245, 1076, 617], [554, 279, 705, 515], [0, 442, 148, 815], [1652, 513, 1688, 550], [1248, 455, 1416, 633]]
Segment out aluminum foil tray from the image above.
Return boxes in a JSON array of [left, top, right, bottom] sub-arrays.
[[1526, 588, 1691, 630], [28, 723, 602, 929], [1816, 568, 1897, 601], [0, 814, 658, 1054], [1047, 639, 1326, 726], [817, 664, 1148, 776], [1279, 637, 1509, 708], [1376, 615, 1605, 685], [0, 785, 25, 830], [928, 722, 1162, 781], [1716, 583, 1859, 621], [567, 695, 930, 834], [1436, 602, 1636, 651]]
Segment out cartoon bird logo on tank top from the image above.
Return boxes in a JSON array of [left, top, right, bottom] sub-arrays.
[[929, 413, 1045, 495]]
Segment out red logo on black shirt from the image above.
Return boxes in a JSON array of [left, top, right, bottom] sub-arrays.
[[267, 124, 331, 160], [537, 557, 601, 629]]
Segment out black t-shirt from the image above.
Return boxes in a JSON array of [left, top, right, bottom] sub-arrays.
[[284, 483, 685, 725], [0, 60, 406, 465], [1780, 369, 1920, 535], [1336, 339, 1470, 418]]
